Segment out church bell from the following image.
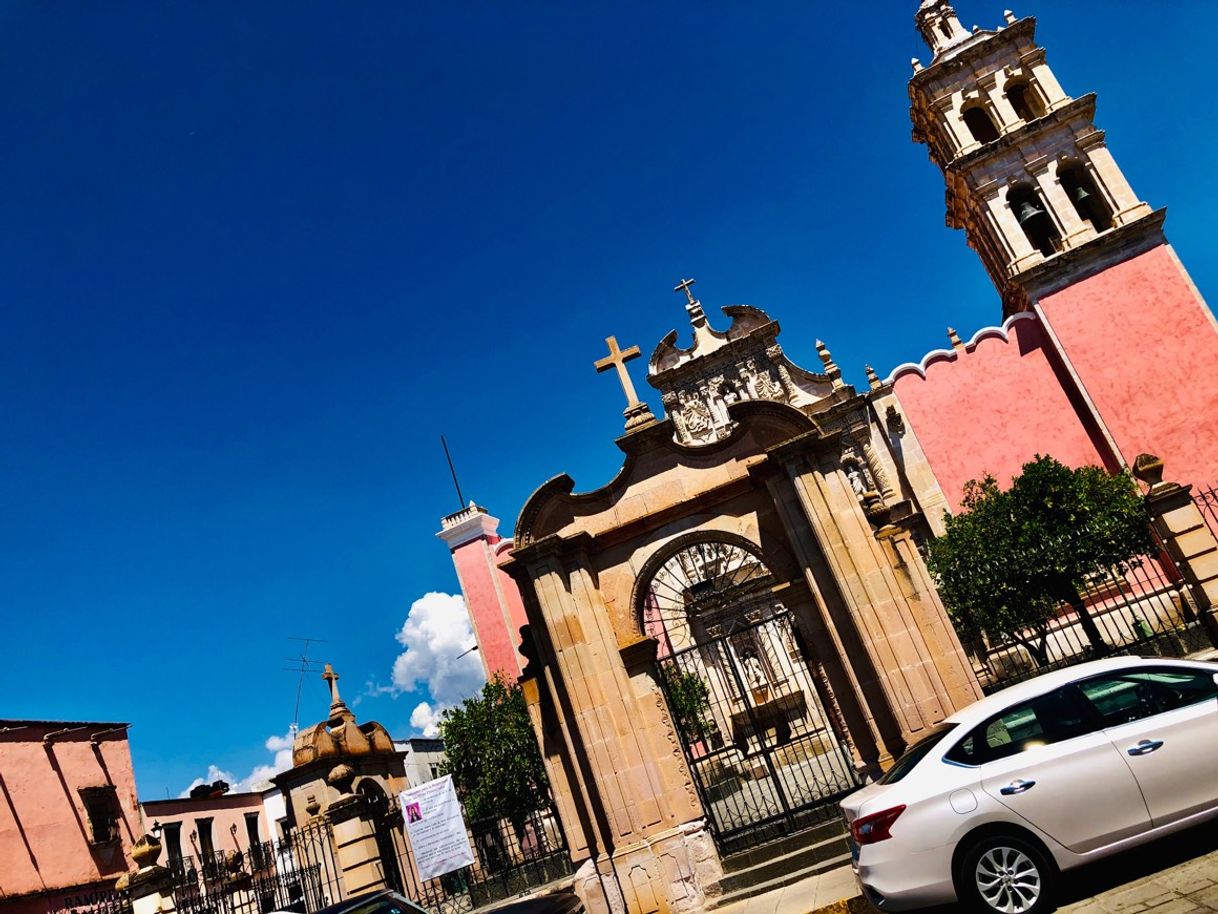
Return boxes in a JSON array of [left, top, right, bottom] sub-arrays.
[[1016, 198, 1050, 228]]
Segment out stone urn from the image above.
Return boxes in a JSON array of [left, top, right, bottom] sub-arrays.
[[131, 833, 163, 869]]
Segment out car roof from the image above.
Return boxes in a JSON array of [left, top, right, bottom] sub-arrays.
[[944, 656, 1214, 728]]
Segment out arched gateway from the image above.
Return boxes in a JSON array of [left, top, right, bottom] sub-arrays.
[[638, 533, 858, 849], [504, 291, 982, 914]]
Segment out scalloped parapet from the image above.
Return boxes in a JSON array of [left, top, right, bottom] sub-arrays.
[[885, 312, 1038, 383]]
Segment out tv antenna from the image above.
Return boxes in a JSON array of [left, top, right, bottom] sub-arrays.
[[440, 435, 466, 510], [283, 636, 328, 735]]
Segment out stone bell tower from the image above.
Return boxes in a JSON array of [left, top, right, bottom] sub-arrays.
[[901, 2, 1218, 489], [909, 1, 1155, 314]]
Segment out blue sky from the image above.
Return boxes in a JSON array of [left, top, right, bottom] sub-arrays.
[[2, 1, 1216, 799]]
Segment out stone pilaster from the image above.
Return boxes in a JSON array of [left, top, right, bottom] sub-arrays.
[[514, 536, 714, 914], [1137, 455, 1218, 647], [325, 794, 388, 898]]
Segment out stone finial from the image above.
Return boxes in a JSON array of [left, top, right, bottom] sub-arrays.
[[947, 327, 964, 350], [1003, 9, 1016, 25], [911, 57, 924, 74], [130, 833, 163, 869], [816, 340, 844, 389], [886, 405, 906, 436], [305, 794, 322, 817], [328, 763, 356, 795], [865, 364, 881, 391], [322, 663, 351, 716], [1132, 453, 1168, 490]]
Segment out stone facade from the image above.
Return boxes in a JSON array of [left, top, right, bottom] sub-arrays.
[[503, 294, 982, 914]]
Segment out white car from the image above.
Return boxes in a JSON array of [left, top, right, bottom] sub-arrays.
[[840, 656, 1218, 913]]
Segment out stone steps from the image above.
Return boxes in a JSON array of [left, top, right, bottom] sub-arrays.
[[705, 821, 853, 909]]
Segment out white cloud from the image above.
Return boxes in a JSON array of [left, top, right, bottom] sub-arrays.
[[389, 591, 486, 736], [181, 731, 295, 797], [409, 702, 444, 738]]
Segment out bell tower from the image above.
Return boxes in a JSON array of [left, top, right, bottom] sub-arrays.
[[896, 2, 1218, 495], [908, 2, 1156, 313]]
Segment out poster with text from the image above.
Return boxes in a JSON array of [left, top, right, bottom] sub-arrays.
[[399, 775, 475, 881]]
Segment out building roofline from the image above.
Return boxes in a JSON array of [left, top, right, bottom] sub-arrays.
[[0, 719, 130, 730], [141, 791, 268, 807]]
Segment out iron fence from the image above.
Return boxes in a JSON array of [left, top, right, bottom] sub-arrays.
[[1195, 484, 1218, 540], [170, 818, 343, 914], [390, 804, 572, 914], [969, 534, 1210, 692]]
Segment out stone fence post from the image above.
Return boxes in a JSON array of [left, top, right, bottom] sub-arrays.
[[116, 835, 177, 914], [1134, 454, 1218, 648], [323, 764, 392, 899]]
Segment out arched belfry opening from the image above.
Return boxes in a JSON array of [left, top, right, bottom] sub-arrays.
[[637, 532, 858, 851], [1009, 183, 1062, 257], [1005, 79, 1046, 122], [1059, 162, 1113, 231], [962, 105, 1001, 144]]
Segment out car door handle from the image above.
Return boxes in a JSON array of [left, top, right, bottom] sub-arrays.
[[1000, 779, 1036, 795], [1127, 739, 1164, 756]]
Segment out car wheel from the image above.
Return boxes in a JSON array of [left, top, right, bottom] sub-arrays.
[[958, 834, 1055, 914]]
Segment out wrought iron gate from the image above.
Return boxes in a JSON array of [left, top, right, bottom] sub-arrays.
[[642, 535, 860, 854]]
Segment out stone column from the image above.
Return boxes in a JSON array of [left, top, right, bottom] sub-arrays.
[[979, 71, 1020, 133], [1076, 132, 1152, 227], [116, 835, 178, 914], [324, 768, 390, 899], [514, 536, 717, 914], [1031, 156, 1090, 245], [1020, 48, 1069, 110], [933, 94, 972, 157], [1136, 455, 1218, 647]]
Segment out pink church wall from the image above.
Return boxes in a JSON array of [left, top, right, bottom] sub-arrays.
[[0, 722, 141, 912], [891, 314, 1109, 512], [1039, 244, 1218, 487], [452, 536, 528, 680]]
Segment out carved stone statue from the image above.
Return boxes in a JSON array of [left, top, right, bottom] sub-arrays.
[[741, 653, 766, 688]]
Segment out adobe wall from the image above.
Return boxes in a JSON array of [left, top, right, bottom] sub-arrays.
[[889, 313, 1109, 512], [1039, 244, 1218, 487], [0, 724, 140, 899]]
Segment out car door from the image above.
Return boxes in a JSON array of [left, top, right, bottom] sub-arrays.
[[1077, 665, 1218, 828], [967, 686, 1151, 853]]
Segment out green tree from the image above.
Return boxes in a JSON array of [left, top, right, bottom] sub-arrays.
[[438, 675, 549, 830], [660, 666, 717, 744], [925, 455, 1154, 666]]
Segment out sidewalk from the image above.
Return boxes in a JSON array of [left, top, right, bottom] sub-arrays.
[[716, 862, 865, 914]]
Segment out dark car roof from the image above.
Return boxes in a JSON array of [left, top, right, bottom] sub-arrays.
[[311, 889, 582, 914]]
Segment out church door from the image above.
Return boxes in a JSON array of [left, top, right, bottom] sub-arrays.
[[640, 534, 860, 853]]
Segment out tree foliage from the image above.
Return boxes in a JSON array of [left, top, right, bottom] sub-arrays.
[[925, 455, 1154, 666], [660, 666, 717, 743], [438, 675, 549, 828]]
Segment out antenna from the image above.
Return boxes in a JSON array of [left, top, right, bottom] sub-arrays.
[[284, 636, 328, 733], [440, 435, 466, 509]]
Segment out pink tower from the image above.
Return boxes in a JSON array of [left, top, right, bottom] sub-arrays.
[[890, 2, 1218, 508], [437, 502, 529, 681]]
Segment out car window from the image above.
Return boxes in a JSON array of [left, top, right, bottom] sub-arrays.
[[878, 724, 955, 784], [1078, 667, 1218, 727], [945, 687, 1097, 765]]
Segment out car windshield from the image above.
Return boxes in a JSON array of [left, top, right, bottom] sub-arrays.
[[877, 724, 956, 784]]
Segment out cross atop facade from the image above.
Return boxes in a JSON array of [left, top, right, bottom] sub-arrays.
[[595, 336, 643, 407], [674, 278, 697, 305], [322, 663, 342, 707]]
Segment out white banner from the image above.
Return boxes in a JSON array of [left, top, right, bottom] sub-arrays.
[[399, 775, 475, 882]]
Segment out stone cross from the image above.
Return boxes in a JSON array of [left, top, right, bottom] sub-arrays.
[[595, 336, 643, 407], [674, 278, 697, 305], [322, 663, 342, 706]]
